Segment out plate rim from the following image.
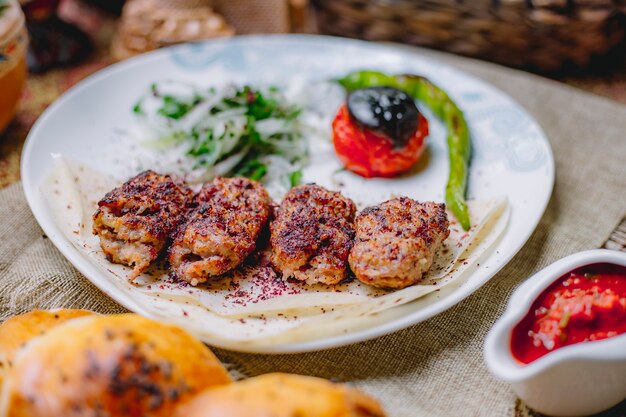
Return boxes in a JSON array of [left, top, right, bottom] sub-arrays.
[[21, 34, 555, 353]]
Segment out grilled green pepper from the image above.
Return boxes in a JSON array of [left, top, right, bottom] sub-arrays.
[[337, 70, 471, 230]]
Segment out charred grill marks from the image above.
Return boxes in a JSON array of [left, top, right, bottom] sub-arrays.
[[94, 172, 450, 291], [270, 184, 356, 285], [168, 177, 271, 286], [92, 170, 193, 281], [349, 197, 449, 289]]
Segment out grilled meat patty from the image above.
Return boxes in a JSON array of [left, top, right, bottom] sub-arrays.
[[93, 170, 193, 280], [169, 177, 271, 286], [349, 197, 449, 289], [270, 184, 356, 285]]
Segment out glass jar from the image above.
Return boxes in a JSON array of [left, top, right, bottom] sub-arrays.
[[0, 0, 27, 133]]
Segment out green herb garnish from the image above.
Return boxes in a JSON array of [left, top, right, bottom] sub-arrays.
[[132, 102, 143, 115], [289, 170, 303, 187], [158, 96, 196, 120], [133, 82, 307, 188], [235, 159, 267, 181]]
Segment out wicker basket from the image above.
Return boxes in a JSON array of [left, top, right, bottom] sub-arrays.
[[111, 0, 234, 61], [312, 0, 626, 72]]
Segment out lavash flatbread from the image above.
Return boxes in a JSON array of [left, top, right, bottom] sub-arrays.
[[42, 156, 508, 349]]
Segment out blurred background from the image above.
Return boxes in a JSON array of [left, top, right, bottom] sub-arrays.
[[0, 0, 625, 186]]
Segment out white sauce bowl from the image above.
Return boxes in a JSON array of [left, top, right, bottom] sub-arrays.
[[484, 249, 626, 417]]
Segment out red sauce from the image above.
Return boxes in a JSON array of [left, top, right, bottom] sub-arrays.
[[511, 263, 626, 364]]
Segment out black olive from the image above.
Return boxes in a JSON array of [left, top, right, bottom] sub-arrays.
[[347, 86, 420, 149]]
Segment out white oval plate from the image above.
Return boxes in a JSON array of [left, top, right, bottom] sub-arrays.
[[21, 35, 554, 353]]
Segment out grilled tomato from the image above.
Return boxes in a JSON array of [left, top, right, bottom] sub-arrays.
[[332, 86, 428, 178]]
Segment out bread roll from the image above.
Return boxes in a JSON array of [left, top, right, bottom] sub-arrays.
[[174, 373, 386, 417], [0, 309, 96, 386], [0, 314, 231, 417]]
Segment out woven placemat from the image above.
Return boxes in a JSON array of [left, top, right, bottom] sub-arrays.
[[604, 217, 626, 252]]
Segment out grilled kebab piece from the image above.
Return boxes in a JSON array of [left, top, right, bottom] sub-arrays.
[[349, 197, 449, 289], [93, 170, 193, 281], [169, 177, 271, 286], [270, 184, 356, 285]]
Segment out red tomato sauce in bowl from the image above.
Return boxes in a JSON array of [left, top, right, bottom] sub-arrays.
[[511, 263, 626, 364]]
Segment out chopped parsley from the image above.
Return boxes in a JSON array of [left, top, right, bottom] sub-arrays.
[[235, 159, 268, 181], [132, 102, 143, 115], [289, 169, 303, 187], [157, 95, 199, 120]]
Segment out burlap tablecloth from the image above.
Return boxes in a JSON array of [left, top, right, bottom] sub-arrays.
[[1, 46, 625, 416]]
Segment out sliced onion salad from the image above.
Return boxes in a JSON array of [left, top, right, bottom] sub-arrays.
[[129, 79, 339, 198]]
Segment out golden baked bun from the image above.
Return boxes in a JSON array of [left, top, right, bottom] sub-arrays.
[[174, 373, 386, 417], [0, 309, 96, 386], [0, 314, 231, 417]]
